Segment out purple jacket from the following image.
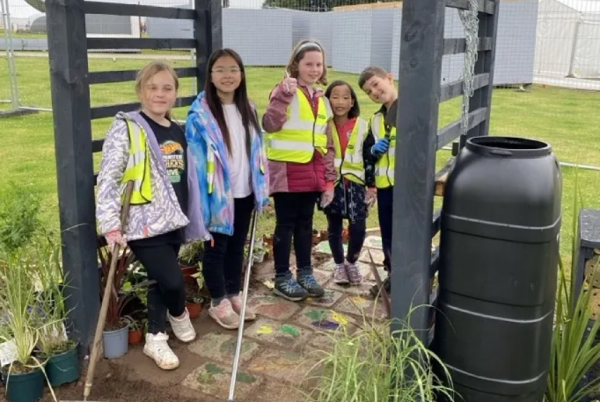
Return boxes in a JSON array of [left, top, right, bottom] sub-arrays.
[[96, 111, 211, 242]]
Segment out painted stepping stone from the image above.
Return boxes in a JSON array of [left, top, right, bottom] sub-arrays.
[[182, 362, 262, 400], [248, 295, 302, 320], [244, 318, 312, 349], [304, 289, 344, 308], [245, 349, 318, 385], [359, 248, 386, 266], [315, 258, 337, 272], [335, 295, 388, 321], [311, 268, 332, 287], [364, 236, 383, 249], [294, 307, 356, 332], [314, 241, 348, 256], [187, 333, 260, 365], [328, 280, 375, 296]]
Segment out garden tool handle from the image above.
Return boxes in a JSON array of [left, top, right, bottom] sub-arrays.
[[83, 181, 135, 401], [227, 209, 258, 402]]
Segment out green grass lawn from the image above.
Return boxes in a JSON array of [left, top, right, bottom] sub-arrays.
[[1, 56, 599, 265]]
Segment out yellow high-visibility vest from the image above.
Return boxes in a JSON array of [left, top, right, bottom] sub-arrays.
[[121, 120, 153, 204], [266, 88, 332, 163], [332, 117, 369, 185], [370, 112, 396, 189]]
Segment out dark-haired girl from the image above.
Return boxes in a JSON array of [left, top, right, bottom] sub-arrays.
[[322, 80, 376, 286], [185, 49, 269, 329]]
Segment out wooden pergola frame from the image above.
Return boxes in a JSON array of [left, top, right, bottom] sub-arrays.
[[46, 0, 500, 355]]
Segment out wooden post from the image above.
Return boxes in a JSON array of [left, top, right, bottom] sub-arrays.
[[391, 0, 446, 339], [194, 0, 222, 94], [46, 0, 98, 355]]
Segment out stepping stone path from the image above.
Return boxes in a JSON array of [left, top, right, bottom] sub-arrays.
[[116, 234, 388, 402]]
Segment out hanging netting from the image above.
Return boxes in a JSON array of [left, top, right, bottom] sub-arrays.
[[458, 0, 479, 135]]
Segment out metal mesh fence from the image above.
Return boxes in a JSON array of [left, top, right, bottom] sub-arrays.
[[1, 0, 600, 167]]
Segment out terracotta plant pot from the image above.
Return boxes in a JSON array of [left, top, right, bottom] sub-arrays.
[[320, 229, 328, 241], [263, 234, 274, 248], [342, 229, 350, 244], [186, 301, 202, 319], [180, 264, 199, 284], [128, 329, 143, 345]]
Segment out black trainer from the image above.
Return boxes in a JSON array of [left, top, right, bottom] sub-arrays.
[[273, 276, 309, 302], [297, 273, 325, 298]]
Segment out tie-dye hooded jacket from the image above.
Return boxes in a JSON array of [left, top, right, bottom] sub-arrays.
[[96, 111, 211, 242], [185, 92, 269, 236]]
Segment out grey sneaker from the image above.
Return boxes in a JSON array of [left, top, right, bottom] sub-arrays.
[[345, 262, 363, 285], [297, 273, 325, 298], [333, 263, 349, 285], [274, 277, 309, 302]]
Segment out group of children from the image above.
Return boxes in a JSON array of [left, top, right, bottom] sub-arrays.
[[96, 39, 399, 370]]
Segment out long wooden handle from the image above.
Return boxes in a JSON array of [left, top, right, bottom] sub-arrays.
[[83, 181, 135, 401]]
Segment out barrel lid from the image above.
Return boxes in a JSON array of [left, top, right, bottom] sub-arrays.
[[466, 137, 551, 158]]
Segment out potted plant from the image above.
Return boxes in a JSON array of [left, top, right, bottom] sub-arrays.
[[0, 252, 56, 402], [35, 235, 80, 388], [179, 241, 204, 281], [185, 272, 204, 319], [97, 241, 137, 359], [123, 316, 143, 345], [312, 229, 321, 245]]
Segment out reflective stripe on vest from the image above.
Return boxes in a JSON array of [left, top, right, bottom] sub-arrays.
[[332, 118, 368, 185], [370, 113, 396, 189], [121, 120, 153, 204], [266, 88, 332, 163]]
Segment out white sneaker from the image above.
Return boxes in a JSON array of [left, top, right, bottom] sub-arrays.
[[167, 308, 196, 343], [143, 332, 179, 370]]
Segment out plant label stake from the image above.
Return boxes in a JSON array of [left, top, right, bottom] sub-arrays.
[[81, 181, 135, 402], [226, 209, 258, 402]]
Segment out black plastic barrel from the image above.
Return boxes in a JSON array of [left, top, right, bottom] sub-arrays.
[[433, 137, 562, 402]]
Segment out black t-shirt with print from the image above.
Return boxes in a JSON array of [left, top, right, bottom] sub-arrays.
[[130, 112, 189, 247]]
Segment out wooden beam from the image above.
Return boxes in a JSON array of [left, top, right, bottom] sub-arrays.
[[89, 67, 197, 85], [46, 0, 99, 357], [84, 2, 196, 19], [443, 37, 493, 55], [437, 107, 488, 150], [87, 38, 196, 50], [392, 0, 446, 338], [439, 73, 489, 103], [445, 0, 496, 14], [434, 157, 455, 196], [90, 95, 196, 120], [209, 0, 223, 52], [466, 0, 501, 140]]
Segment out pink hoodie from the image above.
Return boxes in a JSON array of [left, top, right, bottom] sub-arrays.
[[262, 82, 336, 195]]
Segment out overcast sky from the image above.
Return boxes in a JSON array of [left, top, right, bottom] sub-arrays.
[[8, 0, 265, 19]]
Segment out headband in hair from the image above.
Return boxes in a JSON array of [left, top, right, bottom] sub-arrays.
[[297, 41, 322, 53]]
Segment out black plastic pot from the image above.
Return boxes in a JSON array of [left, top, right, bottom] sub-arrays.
[[46, 344, 80, 387], [3, 367, 44, 402]]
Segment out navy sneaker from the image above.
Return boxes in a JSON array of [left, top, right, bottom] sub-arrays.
[[297, 273, 325, 298], [274, 276, 309, 302]]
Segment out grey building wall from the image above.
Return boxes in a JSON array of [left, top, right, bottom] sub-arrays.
[[27, 14, 134, 35], [331, 10, 372, 74]]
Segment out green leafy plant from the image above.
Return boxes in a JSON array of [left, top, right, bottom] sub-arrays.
[[35, 233, 76, 356], [0, 251, 58, 401], [97, 242, 137, 330], [0, 182, 41, 255], [179, 241, 204, 265], [303, 307, 455, 402], [545, 168, 600, 402]]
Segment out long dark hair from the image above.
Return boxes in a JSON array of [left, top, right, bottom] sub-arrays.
[[325, 80, 360, 119], [204, 48, 260, 158]]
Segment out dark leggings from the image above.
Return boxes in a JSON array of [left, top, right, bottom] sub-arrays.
[[129, 242, 185, 335], [326, 214, 366, 265], [202, 194, 255, 303], [377, 186, 393, 271], [273, 192, 320, 277]]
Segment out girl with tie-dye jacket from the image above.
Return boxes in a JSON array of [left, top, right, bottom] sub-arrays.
[[185, 48, 269, 330]]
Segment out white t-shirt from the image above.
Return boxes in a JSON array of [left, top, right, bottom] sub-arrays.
[[223, 103, 252, 198]]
